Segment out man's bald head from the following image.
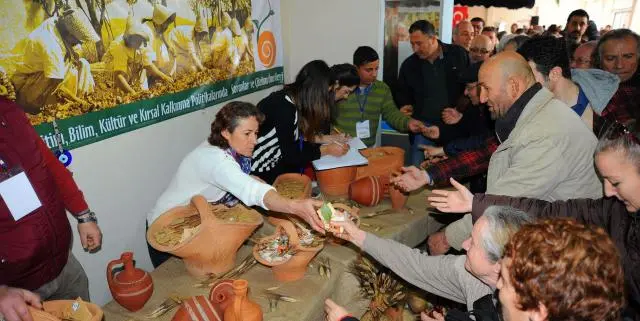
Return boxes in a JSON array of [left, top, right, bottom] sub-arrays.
[[479, 52, 536, 119], [470, 35, 494, 63]]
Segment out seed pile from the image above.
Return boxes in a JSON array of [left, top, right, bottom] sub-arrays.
[[273, 179, 306, 199]]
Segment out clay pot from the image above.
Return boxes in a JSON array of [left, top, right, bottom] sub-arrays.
[[389, 184, 409, 210], [172, 295, 223, 321], [209, 279, 235, 315], [106, 252, 153, 312], [326, 203, 360, 245], [356, 147, 405, 180], [223, 279, 263, 321], [315, 166, 357, 197], [268, 173, 312, 226], [254, 220, 323, 282], [29, 300, 103, 321], [147, 195, 263, 277], [349, 176, 388, 207]]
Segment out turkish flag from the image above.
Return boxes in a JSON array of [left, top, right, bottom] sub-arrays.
[[453, 5, 469, 28]]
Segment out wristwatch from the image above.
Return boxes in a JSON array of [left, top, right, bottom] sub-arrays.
[[76, 210, 98, 224]]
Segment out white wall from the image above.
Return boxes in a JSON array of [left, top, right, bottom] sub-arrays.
[[67, 88, 278, 306], [280, 0, 384, 82]]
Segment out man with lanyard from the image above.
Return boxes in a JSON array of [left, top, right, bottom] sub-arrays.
[[333, 46, 424, 147], [395, 20, 469, 166], [0, 97, 103, 321]]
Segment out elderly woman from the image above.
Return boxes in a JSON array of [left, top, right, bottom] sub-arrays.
[[499, 218, 624, 321], [428, 120, 640, 319], [147, 101, 323, 267]]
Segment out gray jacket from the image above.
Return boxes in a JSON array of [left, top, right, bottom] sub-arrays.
[[445, 87, 603, 249], [363, 233, 492, 309]]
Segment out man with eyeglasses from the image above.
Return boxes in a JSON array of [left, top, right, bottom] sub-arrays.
[[571, 40, 597, 69], [469, 35, 494, 64]]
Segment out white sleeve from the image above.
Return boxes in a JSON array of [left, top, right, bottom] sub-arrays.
[[200, 151, 274, 209]]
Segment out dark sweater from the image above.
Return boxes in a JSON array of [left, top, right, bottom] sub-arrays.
[[250, 90, 321, 184]]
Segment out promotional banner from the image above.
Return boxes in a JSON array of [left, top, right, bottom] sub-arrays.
[[0, 0, 284, 151]]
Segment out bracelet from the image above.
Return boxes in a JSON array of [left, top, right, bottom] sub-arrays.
[[76, 211, 97, 224]]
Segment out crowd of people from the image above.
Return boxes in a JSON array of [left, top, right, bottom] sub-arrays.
[[1, 5, 639, 321]]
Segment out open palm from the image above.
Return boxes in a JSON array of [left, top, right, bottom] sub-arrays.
[[427, 178, 473, 213]]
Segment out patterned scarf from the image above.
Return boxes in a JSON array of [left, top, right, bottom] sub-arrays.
[[217, 148, 252, 207]]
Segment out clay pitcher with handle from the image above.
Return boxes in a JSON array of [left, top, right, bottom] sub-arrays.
[[107, 252, 153, 312], [223, 279, 262, 321]]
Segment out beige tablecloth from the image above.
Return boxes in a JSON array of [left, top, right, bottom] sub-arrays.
[[102, 189, 444, 321]]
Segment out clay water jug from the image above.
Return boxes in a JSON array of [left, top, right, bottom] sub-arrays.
[[223, 279, 262, 321], [107, 252, 153, 312]]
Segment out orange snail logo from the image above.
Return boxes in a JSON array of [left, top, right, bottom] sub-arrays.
[[253, 0, 277, 68]]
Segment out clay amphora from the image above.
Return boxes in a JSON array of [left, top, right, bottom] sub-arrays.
[[223, 279, 263, 321], [147, 195, 263, 277], [106, 252, 153, 312]]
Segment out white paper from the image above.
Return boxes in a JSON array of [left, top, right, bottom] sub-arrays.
[[312, 144, 369, 171], [356, 120, 371, 139], [0, 172, 42, 221], [348, 137, 367, 150]]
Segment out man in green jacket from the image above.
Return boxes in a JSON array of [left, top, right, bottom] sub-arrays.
[[334, 46, 424, 147]]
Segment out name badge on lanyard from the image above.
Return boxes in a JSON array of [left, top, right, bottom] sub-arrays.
[[0, 159, 42, 221], [355, 85, 372, 139]]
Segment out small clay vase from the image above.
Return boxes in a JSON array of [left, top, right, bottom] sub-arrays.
[[389, 185, 409, 210], [209, 279, 235, 316], [223, 279, 263, 321], [107, 252, 153, 312], [172, 296, 223, 321]]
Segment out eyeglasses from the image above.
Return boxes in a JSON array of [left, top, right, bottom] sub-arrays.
[[598, 119, 640, 144], [470, 47, 490, 55]]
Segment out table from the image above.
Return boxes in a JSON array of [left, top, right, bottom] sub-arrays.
[[102, 189, 445, 321]]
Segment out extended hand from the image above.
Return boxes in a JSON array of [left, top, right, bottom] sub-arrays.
[[291, 199, 325, 233], [442, 108, 463, 125], [420, 145, 445, 158], [408, 119, 425, 133], [77, 221, 102, 253], [329, 220, 366, 248], [399, 105, 413, 117], [324, 299, 351, 321], [321, 142, 349, 157], [390, 166, 429, 192], [421, 310, 445, 321], [427, 178, 473, 213], [427, 231, 450, 255], [421, 126, 440, 139], [0, 286, 42, 321]]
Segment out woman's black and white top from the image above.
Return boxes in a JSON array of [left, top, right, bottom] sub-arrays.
[[251, 90, 321, 184]]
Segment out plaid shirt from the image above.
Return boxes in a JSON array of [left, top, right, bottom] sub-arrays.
[[425, 136, 499, 185], [594, 75, 640, 133]]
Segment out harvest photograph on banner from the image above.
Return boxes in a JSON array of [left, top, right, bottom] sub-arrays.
[[0, 0, 284, 150]]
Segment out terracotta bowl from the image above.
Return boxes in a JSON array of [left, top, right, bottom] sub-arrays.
[[268, 173, 312, 226], [253, 220, 323, 282], [29, 300, 104, 321], [356, 147, 404, 180], [147, 195, 263, 277], [326, 203, 360, 245], [315, 166, 357, 197]]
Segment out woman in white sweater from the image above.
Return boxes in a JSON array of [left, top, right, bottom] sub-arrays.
[[147, 101, 324, 267]]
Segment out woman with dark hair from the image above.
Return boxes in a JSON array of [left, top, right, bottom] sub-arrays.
[[251, 60, 349, 184], [147, 101, 324, 267], [428, 120, 640, 319], [330, 63, 360, 101]]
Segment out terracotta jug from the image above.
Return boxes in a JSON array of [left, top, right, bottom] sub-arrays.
[[209, 279, 235, 316], [172, 296, 223, 321], [107, 252, 153, 312], [147, 195, 263, 277], [223, 279, 263, 321]]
